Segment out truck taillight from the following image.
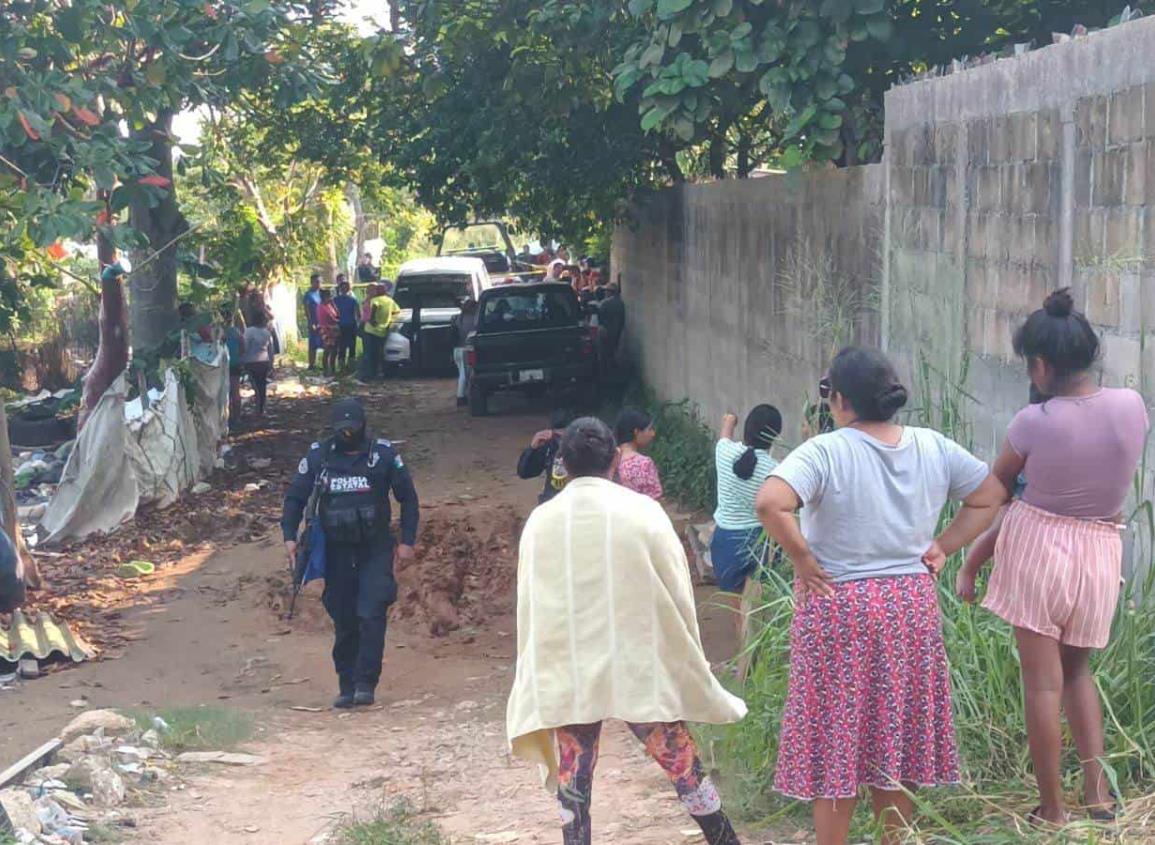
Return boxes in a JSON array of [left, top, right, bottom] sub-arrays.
[[466, 348, 477, 367]]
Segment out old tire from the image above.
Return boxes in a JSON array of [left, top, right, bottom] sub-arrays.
[[468, 383, 488, 417]]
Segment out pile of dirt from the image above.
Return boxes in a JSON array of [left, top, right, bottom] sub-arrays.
[[395, 506, 522, 637]]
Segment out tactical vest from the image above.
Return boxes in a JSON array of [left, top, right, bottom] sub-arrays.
[[318, 448, 388, 545]]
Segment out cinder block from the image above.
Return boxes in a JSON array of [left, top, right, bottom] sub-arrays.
[[1074, 209, 1105, 263], [943, 211, 961, 257], [1085, 269, 1123, 327], [967, 213, 987, 259], [1074, 150, 1093, 206], [1120, 272, 1142, 335], [977, 166, 1001, 213], [1023, 162, 1054, 216], [1010, 112, 1038, 162], [1027, 265, 1052, 309], [934, 125, 958, 166], [1093, 149, 1126, 207], [1123, 143, 1147, 207], [1109, 86, 1146, 146], [891, 165, 915, 209], [913, 125, 935, 167], [1147, 82, 1155, 140], [1037, 109, 1062, 161], [1000, 166, 1018, 215], [1001, 267, 1031, 313], [1105, 209, 1144, 261], [968, 118, 991, 165], [1144, 140, 1155, 205], [913, 167, 932, 206], [995, 311, 1018, 360], [931, 167, 949, 208], [967, 306, 987, 356], [991, 116, 1013, 164], [1140, 271, 1155, 334], [1076, 96, 1108, 151], [1034, 218, 1059, 269], [1100, 334, 1142, 388]]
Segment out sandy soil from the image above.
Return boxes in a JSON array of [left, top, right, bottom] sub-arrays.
[[2, 376, 756, 845]]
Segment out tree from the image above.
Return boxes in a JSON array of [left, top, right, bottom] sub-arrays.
[[363, 0, 678, 243]]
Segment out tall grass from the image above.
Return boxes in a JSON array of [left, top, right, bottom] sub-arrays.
[[702, 354, 1155, 842]]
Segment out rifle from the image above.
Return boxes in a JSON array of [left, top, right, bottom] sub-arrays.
[[287, 460, 327, 620]]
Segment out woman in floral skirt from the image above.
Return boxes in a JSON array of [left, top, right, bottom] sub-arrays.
[[757, 347, 1005, 845]]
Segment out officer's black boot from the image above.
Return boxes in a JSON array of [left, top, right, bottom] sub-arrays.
[[333, 678, 355, 709], [353, 685, 375, 707]]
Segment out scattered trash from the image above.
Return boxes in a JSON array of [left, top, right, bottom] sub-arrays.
[[247, 458, 272, 470], [191, 482, 212, 495], [243, 481, 269, 493], [64, 756, 125, 807], [289, 706, 324, 713], [18, 658, 40, 679]]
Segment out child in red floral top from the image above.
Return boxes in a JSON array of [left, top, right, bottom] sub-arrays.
[[614, 409, 663, 500]]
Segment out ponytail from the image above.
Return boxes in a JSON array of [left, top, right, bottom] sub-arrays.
[[733, 447, 757, 480]]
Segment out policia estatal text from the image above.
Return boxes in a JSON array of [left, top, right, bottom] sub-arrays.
[[281, 398, 419, 708]]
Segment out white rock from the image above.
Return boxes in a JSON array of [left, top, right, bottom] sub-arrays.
[[24, 764, 73, 787], [191, 482, 212, 494], [57, 735, 113, 763], [140, 729, 161, 749], [0, 787, 41, 835], [59, 710, 136, 744], [64, 757, 126, 807]]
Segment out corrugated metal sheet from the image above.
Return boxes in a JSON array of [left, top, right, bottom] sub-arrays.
[[0, 610, 95, 664]]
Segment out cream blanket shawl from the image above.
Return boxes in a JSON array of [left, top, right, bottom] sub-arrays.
[[506, 476, 747, 789]]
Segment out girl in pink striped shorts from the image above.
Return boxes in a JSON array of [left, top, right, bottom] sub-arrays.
[[957, 289, 1148, 826]]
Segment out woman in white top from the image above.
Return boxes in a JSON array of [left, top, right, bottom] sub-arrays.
[[241, 310, 275, 416], [757, 347, 1004, 845]]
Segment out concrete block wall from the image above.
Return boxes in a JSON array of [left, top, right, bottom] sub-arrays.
[[612, 167, 884, 442], [614, 16, 1155, 471], [884, 16, 1155, 458]]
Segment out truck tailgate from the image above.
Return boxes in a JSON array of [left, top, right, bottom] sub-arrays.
[[474, 327, 587, 368]]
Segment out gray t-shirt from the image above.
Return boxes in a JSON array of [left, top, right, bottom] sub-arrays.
[[770, 426, 989, 583]]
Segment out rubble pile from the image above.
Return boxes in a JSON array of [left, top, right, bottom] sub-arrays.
[[0, 709, 172, 844]]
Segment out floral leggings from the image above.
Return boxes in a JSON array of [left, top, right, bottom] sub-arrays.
[[556, 721, 740, 845]]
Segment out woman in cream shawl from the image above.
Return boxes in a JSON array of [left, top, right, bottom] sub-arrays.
[[507, 417, 746, 845]]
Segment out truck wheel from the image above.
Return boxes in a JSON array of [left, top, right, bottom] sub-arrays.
[[468, 383, 488, 417]]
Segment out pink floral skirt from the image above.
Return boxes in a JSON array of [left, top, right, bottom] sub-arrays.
[[773, 574, 961, 800]]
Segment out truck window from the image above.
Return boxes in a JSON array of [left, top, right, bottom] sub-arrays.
[[479, 290, 579, 330], [394, 274, 472, 309]]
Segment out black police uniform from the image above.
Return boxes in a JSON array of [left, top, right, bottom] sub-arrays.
[[281, 435, 418, 696]]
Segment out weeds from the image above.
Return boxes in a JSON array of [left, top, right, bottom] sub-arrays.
[[704, 353, 1155, 842], [335, 801, 448, 845], [130, 706, 255, 753]]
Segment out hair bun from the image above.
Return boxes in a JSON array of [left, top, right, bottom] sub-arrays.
[[875, 384, 909, 416], [1043, 288, 1074, 318]]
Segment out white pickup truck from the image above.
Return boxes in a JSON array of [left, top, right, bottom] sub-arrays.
[[384, 256, 493, 371]]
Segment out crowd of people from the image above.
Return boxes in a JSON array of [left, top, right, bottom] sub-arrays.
[[507, 288, 1148, 845]]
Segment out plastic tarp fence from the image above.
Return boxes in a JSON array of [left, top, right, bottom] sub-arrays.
[[39, 345, 230, 545], [127, 367, 200, 508], [40, 375, 140, 545], [188, 347, 230, 477]]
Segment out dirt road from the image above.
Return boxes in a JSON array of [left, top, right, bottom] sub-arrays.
[[3, 376, 744, 845]]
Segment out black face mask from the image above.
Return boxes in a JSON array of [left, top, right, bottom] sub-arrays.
[[336, 426, 366, 449]]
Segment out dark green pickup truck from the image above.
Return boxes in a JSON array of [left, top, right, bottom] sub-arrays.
[[464, 282, 597, 417]]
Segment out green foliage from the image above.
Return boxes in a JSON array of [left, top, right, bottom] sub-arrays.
[[130, 706, 255, 752], [364, 0, 675, 243], [336, 801, 448, 845]]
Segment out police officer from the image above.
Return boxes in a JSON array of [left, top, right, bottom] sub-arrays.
[[281, 397, 419, 708]]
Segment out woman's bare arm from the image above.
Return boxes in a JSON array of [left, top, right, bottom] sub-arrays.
[[756, 478, 833, 597]]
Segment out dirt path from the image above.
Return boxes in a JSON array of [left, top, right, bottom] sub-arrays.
[[3, 376, 746, 845]]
